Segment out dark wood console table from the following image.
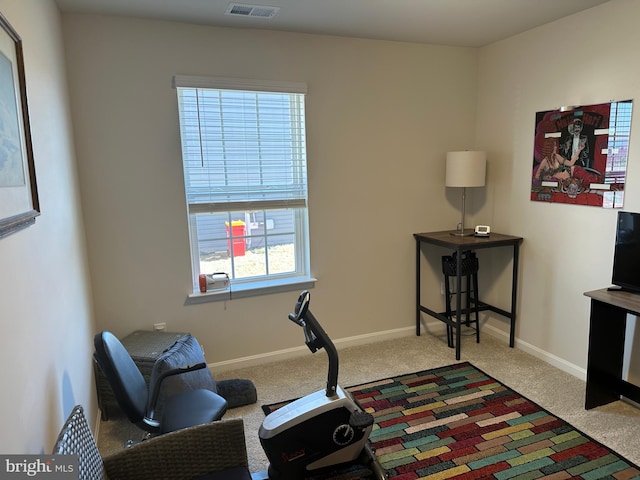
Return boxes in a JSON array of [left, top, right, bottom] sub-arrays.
[[583, 288, 640, 409], [414, 231, 523, 360]]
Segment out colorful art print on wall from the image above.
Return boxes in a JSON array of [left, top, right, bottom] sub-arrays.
[[531, 100, 632, 208]]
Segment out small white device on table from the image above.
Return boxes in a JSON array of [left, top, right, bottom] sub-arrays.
[[474, 225, 490, 237]]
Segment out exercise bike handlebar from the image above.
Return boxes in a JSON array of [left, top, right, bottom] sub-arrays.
[[289, 291, 339, 397], [289, 312, 317, 348]]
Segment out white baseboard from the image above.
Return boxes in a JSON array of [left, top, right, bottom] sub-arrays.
[[94, 410, 101, 437], [210, 320, 587, 381], [480, 324, 587, 381], [210, 326, 414, 373]]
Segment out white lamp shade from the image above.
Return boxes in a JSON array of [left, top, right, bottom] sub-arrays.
[[445, 151, 487, 187]]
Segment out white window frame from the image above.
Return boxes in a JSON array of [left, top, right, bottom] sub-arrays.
[[173, 75, 315, 303]]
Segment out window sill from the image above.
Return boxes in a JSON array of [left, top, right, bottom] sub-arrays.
[[185, 276, 316, 305]]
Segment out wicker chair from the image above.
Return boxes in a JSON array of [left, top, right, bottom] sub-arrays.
[[53, 405, 252, 480]]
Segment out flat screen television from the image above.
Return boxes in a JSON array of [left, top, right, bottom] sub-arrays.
[[612, 211, 640, 292]]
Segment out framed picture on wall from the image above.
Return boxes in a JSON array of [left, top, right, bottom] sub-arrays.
[[531, 100, 633, 208], [0, 12, 39, 239]]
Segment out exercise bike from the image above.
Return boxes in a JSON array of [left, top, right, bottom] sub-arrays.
[[259, 291, 386, 479]]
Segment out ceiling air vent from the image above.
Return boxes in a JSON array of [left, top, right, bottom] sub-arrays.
[[225, 3, 280, 19]]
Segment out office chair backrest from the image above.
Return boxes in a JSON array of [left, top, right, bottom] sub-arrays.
[[94, 331, 148, 425]]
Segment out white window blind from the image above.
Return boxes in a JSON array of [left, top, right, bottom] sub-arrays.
[[174, 75, 312, 298], [174, 76, 308, 214], [606, 100, 633, 175]]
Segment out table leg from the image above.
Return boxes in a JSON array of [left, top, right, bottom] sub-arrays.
[[455, 248, 462, 360], [416, 238, 421, 336], [509, 243, 520, 348]]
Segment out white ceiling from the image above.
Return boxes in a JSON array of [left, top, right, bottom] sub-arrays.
[[54, 0, 611, 48]]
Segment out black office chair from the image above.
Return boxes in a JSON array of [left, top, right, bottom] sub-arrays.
[[93, 331, 228, 435]]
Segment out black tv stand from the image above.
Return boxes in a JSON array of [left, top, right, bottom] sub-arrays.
[[583, 288, 640, 410]]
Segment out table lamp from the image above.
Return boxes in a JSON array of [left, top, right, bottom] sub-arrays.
[[445, 151, 486, 236]]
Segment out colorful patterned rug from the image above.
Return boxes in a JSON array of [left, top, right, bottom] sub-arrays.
[[263, 362, 640, 479]]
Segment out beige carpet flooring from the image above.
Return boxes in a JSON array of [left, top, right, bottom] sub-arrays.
[[97, 330, 640, 474]]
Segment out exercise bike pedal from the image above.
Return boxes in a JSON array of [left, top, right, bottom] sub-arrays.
[[349, 410, 374, 429]]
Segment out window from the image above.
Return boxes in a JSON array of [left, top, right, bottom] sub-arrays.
[[174, 76, 313, 300], [605, 100, 632, 178]]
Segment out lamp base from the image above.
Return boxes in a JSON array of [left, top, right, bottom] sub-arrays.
[[450, 229, 475, 237]]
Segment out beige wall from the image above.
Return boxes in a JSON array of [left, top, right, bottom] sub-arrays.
[[59, 1, 640, 380], [3, 0, 640, 457], [60, 14, 479, 364], [0, 0, 94, 453], [475, 0, 640, 375]]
